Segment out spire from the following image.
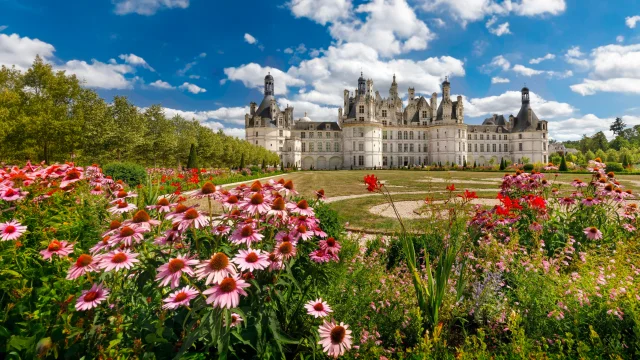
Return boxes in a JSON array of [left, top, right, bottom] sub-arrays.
[[392, 73, 397, 84]]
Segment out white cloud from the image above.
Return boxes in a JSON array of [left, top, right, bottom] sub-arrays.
[[223, 63, 306, 95], [625, 15, 640, 29], [244, 33, 257, 45], [512, 64, 544, 76], [491, 77, 510, 84], [60, 60, 135, 89], [277, 98, 339, 122], [0, 33, 55, 71], [179, 82, 206, 94], [529, 53, 555, 64], [0, 25, 8, 32], [113, 0, 189, 15], [465, 90, 575, 120], [118, 53, 154, 71], [549, 114, 640, 141], [486, 16, 511, 36], [198, 52, 207, 58], [328, 0, 434, 56], [431, 18, 446, 27], [150, 80, 174, 89], [287, 0, 352, 25], [284, 48, 294, 54], [472, 40, 489, 56], [616, 35, 624, 43], [418, 0, 565, 24], [162, 106, 247, 125], [571, 43, 640, 95], [564, 45, 590, 70], [189, 75, 200, 79], [487, 55, 511, 71]]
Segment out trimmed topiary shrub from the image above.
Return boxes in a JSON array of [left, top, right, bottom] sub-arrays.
[[605, 162, 624, 172], [559, 154, 568, 171], [523, 163, 534, 171], [103, 162, 147, 187]]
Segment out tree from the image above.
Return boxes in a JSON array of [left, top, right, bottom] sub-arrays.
[[239, 153, 245, 169], [591, 131, 609, 151], [499, 158, 505, 170], [261, 158, 266, 170], [622, 154, 629, 169], [559, 154, 568, 171], [522, 157, 530, 164], [187, 144, 197, 169], [610, 117, 626, 136]]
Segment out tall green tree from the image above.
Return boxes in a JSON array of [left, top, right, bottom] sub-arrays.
[[610, 117, 626, 136]]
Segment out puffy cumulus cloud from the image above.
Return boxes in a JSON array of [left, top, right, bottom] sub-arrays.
[[464, 90, 575, 120], [328, 0, 434, 56], [418, 0, 565, 24], [626, 15, 640, 29], [118, 53, 154, 71], [484, 55, 511, 72], [571, 43, 640, 95], [548, 114, 640, 141], [564, 46, 590, 70], [244, 33, 257, 45], [60, 60, 136, 89], [113, 0, 189, 15], [150, 80, 174, 89], [512, 64, 572, 79], [161, 106, 248, 125], [287, 0, 352, 25], [0, 33, 55, 71], [491, 77, 510, 84], [223, 63, 305, 95], [277, 98, 339, 122], [486, 16, 511, 36], [178, 82, 206, 94], [529, 53, 555, 64], [616, 35, 624, 43]]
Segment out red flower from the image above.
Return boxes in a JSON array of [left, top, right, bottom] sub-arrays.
[[527, 195, 546, 210], [446, 184, 456, 192], [458, 190, 478, 201], [364, 175, 381, 192]]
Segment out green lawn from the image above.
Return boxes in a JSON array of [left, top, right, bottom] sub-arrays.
[[190, 170, 640, 232]]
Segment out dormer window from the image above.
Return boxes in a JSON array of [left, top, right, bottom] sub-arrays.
[[359, 105, 365, 114]]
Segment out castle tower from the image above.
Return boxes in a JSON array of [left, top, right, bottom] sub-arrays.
[[358, 72, 366, 95], [390, 74, 398, 98], [264, 73, 274, 96], [442, 76, 450, 100], [408, 87, 415, 100]]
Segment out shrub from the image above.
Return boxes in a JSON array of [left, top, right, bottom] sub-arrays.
[[249, 165, 261, 173], [559, 154, 568, 171], [103, 162, 147, 186], [186, 143, 197, 169], [523, 163, 534, 171], [605, 162, 623, 172]]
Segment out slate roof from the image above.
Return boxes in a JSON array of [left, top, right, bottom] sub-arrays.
[[293, 121, 342, 131]]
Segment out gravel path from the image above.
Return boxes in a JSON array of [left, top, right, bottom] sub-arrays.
[[324, 188, 497, 204], [369, 198, 501, 219]]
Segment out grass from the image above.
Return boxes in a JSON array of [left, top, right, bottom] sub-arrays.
[[188, 170, 640, 232]]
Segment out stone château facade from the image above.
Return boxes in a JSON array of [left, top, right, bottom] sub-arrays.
[[245, 73, 549, 169]]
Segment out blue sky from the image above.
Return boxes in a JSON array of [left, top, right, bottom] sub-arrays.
[[2, 0, 640, 141]]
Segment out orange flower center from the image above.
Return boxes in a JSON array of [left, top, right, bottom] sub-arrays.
[[112, 252, 128, 263], [250, 193, 264, 205], [93, 185, 102, 191], [201, 182, 216, 194], [296, 200, 309, 210], [240, 226, 254, 237], [48, 241, 61, 251], [76, 254, 93, 267], [297, 224, 307, 233], [271, 197, 285, 211], [209, 253, 229, 271], [174, 292, 188, 302], [66, 170, 81, 180], [218, 277, 237, 293], [250, 181, 262, 192], [174, 204, 188, 213], [132, 210, 150, 223], [4, 225, 16, 234], [183, 208, 200, 220], [327, 238, 336, 247], [120, 226, 135, 237], [330, 326, 346, 343], [230, 209, 241, 217], [226, 195, 238, 204], [109, 220, 122, 230], [245, 252, 259, 263], [83, 291, 98, 302], [284, 180, 294, 190], [589, 227, 598, 234], [117, 201, 129, 209], [168, 259, 186, 273], [278, 242, 293, 255], [157, 198, 170, 206], [116, 190, 128, 198], [313, 303, 325, 311]]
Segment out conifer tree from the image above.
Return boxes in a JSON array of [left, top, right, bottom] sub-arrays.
[[559, 154, 568, 171], [239, 153, 245, 170], [186, 144, 197, 169]]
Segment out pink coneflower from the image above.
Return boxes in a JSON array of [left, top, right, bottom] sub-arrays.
[[101, 220, 122, 237], [315, 189, 326, 200], [0, 220, 27, 241], [1, 187, 27, 201], [90, 236, 113, 254], [202, 275, 250, 309], [558, 197, 575, 206], [112, 225, 147, 247], [312, 226, 328, 238], [59, 168, 84, 188], [571, 179, 587, 188], [623, 223, 636, 232], [124, 210, 161, 230], [166, 203, 192, 220], [162, 285, 200, 309], [67, 254, 100, 280], [75, 283, 109, 311], [146, 197, 175, 213], [294, 224, 314, 241], [233, 249, 270, 272], [110, 190, 137, 203], [310, 249, 331, 263], [40, 240, 74, 260], [195, 252, 237, 285], [108, 200, 137, 214], [99, 250, 140, 272], [229, 223, 264, 247], [90, 185, 104, 195], [267, 252, 283, 271], [319, 237, 341, 255], [305, 298, 333, 318], [529, 222, 543, 232], [581, 197, 600, 206], [222, 194, 240, 210], [230, 313, 243, 327], [318, 320, 352, 358], [175, 208, 210, 230], [193, 182, 219, 199], [212, 224, 231, 236], [242, 193, 271, 215], [287, 199, 315, 217], [280, 180, 298, 197], [156, 254, 198, 288], [268, 197, 288, 218], [275, 241, 297, 260], [583, 227, 603, 240], [275, 231, 298, 245]]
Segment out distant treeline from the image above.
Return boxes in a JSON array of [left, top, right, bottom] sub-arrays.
[[0, 56, 279, 168]]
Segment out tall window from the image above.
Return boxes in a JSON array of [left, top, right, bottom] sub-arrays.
[[383, 144, 387, 152], [480, 144, 484, 152], [505, 144, 508, 151], [404, 131, 408, 140], [398, 131, 402, 139], [404, 144, 408, 152], [302, 143, 306, 152], [309, 132, 314, 139], [519, 134, 523, 139], [382, 110, 387, 117], [358, 156, 364, 166], [358, 143, 364, 151], [492, 144, 496, 152], [492, 135, 496, 140], [409, 132, 414, 140], [279, 130, 283, 136], [422, 110, 428, 118], [410, 144, 414, 152], [310, 143, 314, 152], [326, 142, 331, 152], [382, 131, 387, 139], [334, 142, 340, 152], [480, 134, 484, 140], [301, 132, 306, 138], [519, 143, 523, 151], [475, 144, 478, 152], [359, 105, 364, 114]]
